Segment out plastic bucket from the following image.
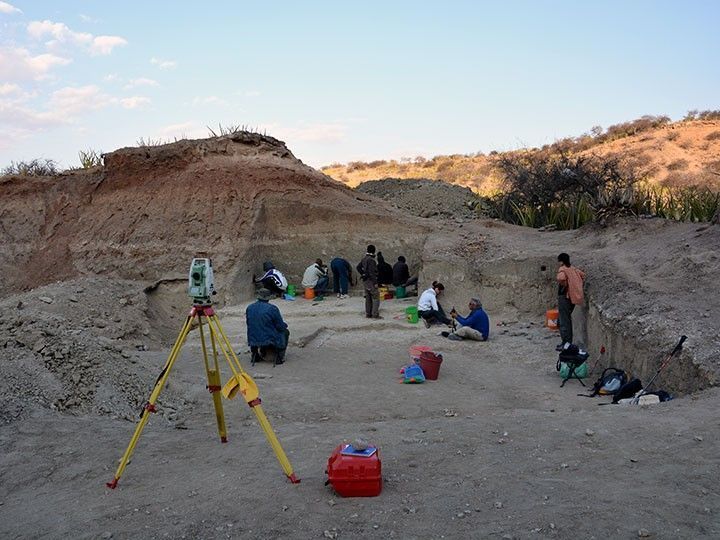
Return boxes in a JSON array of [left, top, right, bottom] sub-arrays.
[[405, 306, 419, 324], [286, 284, 296, 297], [304, 287, 315, 300], [419, 351, 443, 380], [408, 345, 432, 362], [546, 309, 559, 330], [395, 286, 407, 299]]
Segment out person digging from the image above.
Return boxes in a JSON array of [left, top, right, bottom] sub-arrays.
[[444, 297, 490, 341]]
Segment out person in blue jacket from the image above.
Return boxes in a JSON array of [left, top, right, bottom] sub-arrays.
[[246, 288, 290, 365], [448, 297, 489, 341]]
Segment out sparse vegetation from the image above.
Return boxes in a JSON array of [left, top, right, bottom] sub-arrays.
[[684, 109, 720, 121], [207, 123, 265, 137], [2, 159, 59, 177], [705, 131, 720, 141], [667, 159, 689, 171], [136, 137, 169, 147], [78, 149, 103, 169]]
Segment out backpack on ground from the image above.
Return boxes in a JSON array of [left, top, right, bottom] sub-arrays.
[[611, 378, 643, 403], [590, 367, 628, 396]]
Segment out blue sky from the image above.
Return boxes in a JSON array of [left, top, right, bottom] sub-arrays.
[[1, 1, 718, 169]]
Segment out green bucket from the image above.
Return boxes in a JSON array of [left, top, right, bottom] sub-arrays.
[[286, 284, 296, 297], [405, 305, 419, 324], [396, 286, 407, 299]]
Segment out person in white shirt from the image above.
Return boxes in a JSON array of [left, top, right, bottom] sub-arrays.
[[253, 261, 288, 296], [417, 281, 452, 328], [301, 259, 329, 294]]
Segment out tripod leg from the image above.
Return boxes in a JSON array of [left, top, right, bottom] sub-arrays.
[[106, 315, 195, 489], [198, 314, 228, 443], [207, 314, 300, 483]]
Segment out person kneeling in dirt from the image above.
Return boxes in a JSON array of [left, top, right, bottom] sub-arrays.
[[418, 281, 452, 327], [447, 298, 489, 341], [392, 255, 419, 293], [246, 288, 290, 365], [253, 261, 288, 297]]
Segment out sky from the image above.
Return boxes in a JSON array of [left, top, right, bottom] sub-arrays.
[[1, 1, 719, 169]]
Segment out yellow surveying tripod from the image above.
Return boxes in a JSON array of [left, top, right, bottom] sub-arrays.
[[106, 302, 300, 488]]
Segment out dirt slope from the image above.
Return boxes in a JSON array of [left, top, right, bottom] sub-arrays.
[[0, 133, 428, 300]]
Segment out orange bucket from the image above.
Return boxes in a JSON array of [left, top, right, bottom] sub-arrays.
[[546, 309, 559, 330], [304, 287, 315, 300]]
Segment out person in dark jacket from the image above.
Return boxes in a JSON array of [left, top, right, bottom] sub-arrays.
[[330, 257, 353, 298], [376, 252, 393, 286], [246, 288, 289, 365], [252, 261, 287, 297], [447, 298, 490, 341], [392, 255, 418, 292], [357, 244, 381, 319]]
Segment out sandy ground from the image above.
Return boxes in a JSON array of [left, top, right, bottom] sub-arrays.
[[1, 294, 718, 539]]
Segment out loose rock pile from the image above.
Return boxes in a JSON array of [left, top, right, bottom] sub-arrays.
[[0, 277, 190, 424], [355, 178, 480, 219]]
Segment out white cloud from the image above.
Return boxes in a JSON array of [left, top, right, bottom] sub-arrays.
[[0, 1, 21, 14], [0, 82, 21, 96], [0, 46, 71, 81], [124, 77, 159, 89], [150, 57, 177, 70], [103, 73, 119, 82], [89, 35, 127, 55], [243, 90, 261, 97], [119, 96, 150, 109], [27, 20, 127, 55], [264, 122, 347, 143], [79, 14, 98, 23], [49, 85, 111, 115]]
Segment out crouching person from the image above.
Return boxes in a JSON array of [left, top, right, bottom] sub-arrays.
[[448, 298, 489, 341], [246, 288, 290, 365]]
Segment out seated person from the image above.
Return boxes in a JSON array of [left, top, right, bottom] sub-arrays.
[[301, 258, 329, 294], [253, 261, 288, 296], [392, 255, 418, 292], [376, 252, 394, 286], [417, 281, 452, 327], [246, 288, 290, 365], [447, 298, 490, 341]]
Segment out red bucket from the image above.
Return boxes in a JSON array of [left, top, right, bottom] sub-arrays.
[[418, 351, 443, 380]]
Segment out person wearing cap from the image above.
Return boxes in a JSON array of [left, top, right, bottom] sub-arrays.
[[246, 288, 290, 365], [448, 298, 490, 341], [301, 258, 329, 295], [253, 261, 288, 297]]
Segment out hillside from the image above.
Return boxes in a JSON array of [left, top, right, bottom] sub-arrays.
[[322, 118, 720, 193]]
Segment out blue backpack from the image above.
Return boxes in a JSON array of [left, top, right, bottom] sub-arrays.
[[402, 363, 425, 383]]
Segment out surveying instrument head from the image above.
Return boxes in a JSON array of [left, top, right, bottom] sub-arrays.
[[188, 257, 216, 305]]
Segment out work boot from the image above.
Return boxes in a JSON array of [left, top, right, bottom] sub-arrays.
[[423, 318, 431, 329], [372, 315, 383, 320], [447, 334, 463, 341]]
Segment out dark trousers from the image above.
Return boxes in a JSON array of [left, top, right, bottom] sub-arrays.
[[558, 295, 575, 345], [260, 278, 283, 296], [331, 263, 349, 294], [315, 276, 329, 294], [251, 329, 290, 363], [363, 281, 379, 317], [419, 303, 451, 325]]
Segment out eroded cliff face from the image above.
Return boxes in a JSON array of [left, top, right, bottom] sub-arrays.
[[0, 132, 429, 299]]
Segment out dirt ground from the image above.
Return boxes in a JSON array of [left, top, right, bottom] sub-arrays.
[[1, 291, 719, 539]]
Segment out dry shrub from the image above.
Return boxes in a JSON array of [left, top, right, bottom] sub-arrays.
[[347, 161, 368, 172], [667, 159, 689, 171], [678, 139, 693, 150], [704, 131, 720, 141], [666, 131, 680, 141]]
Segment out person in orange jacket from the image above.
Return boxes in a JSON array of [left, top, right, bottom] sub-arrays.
[[556, 252, 586, 348]]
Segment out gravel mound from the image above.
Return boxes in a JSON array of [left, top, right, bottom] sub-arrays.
[[0, 277, 191, 424], [355, 178, 480, 219]]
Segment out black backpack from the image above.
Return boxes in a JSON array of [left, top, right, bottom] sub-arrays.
[[590, 368, 628, 396]]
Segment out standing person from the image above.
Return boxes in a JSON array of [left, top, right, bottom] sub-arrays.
[[417, 281, 452, 327], [246, 288, 290, 365], [302, 259, 329, 295], [556, 252, 586, 349], [376, 252, 393, 286], [447, 298, 490, 341], [357, 244, 381, 319], [330, 257, 353, 298], [253, 261, 287, 297]]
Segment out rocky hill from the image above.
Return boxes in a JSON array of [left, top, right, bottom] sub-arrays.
[[322, 119, 720, 192]]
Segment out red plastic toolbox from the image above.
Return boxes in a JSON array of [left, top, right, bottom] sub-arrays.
[[326, 444, 382, 497]]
